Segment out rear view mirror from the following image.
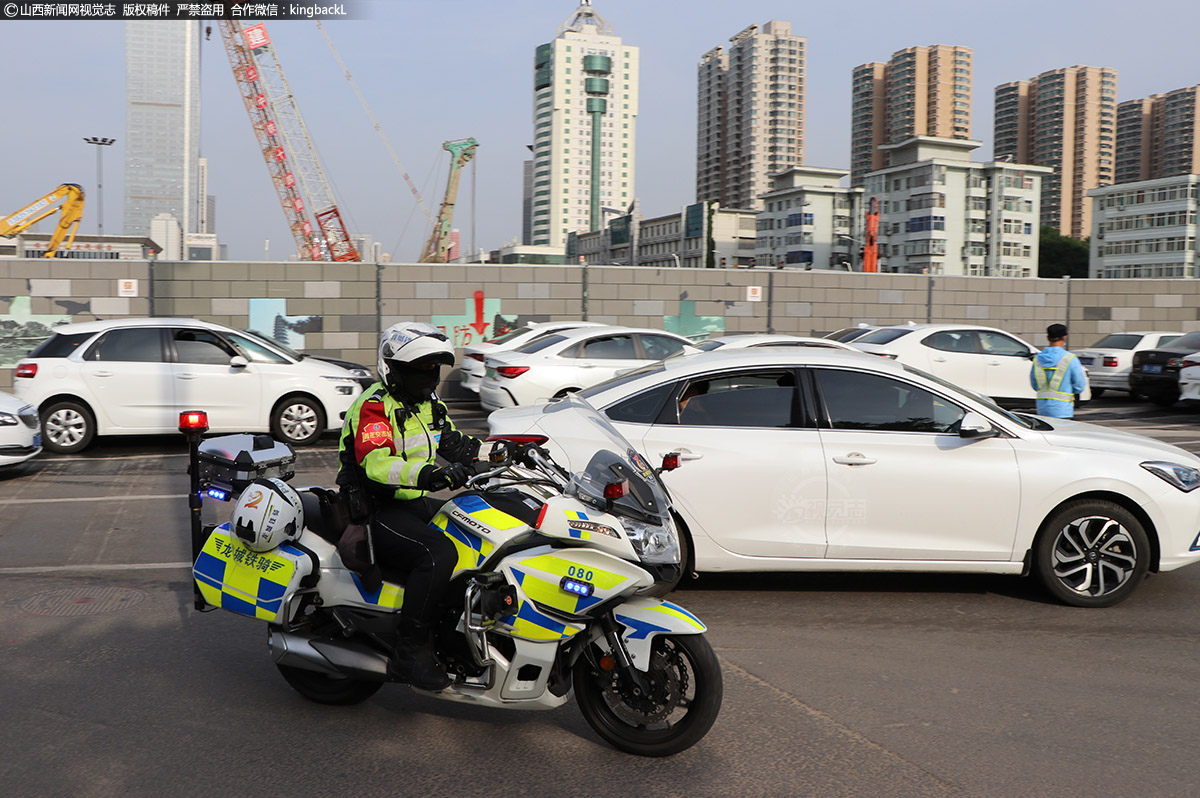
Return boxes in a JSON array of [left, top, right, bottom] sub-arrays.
[[230, 356, 249, 369], [959, 412, 998, 439]]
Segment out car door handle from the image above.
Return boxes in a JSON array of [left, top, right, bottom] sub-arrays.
[[663, 449, 704, 461], [987, 360, 1002, 366], [833, 453, 877, 466], [92, 370, 114, 377], [177, 373, 199, 380], [932, 357, 948, 363]]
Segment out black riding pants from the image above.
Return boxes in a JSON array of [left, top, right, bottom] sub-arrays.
[[372, 497, 456, 626]]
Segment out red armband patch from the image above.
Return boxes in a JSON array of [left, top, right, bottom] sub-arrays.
[[355, 402, 396, 460]]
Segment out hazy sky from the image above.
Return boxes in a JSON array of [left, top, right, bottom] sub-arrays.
[[1, 0, 1197, 262]]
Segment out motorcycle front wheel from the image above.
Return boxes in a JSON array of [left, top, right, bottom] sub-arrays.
[[574, 633, 722, 757], [276, 663, 383, 706]]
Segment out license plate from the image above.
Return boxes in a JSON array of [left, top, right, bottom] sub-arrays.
[[1079, 356, 1094, 365], [485, 367, 495, 378], [1143, 364, 1163, 374], [32, 432, 42, 448]]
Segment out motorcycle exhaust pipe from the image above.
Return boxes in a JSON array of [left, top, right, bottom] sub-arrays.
[[268, 628, 390, 681]]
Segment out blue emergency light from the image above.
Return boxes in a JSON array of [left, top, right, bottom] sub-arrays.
[[560, 577, 594, 598]]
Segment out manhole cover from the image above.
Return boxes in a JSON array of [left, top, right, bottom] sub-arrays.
[[19, 587, 147, 617]]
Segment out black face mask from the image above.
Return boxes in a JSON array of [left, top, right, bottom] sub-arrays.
[[388, 364, 441, 405]]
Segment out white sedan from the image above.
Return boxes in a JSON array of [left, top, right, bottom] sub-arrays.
[[460, 320, 606, 393], [479, 326, 699, 411], [0, 390, 41, 467], [852, 323, 1041, 405], [489, 348, 1200, 607], [1073, 331, 1182, 398]]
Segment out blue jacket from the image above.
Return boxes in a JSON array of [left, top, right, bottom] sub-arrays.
[[1030, 347, 1088, 418]]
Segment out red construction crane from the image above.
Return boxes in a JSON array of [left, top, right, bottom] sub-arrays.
[[217, 21, 359, 262], [862, 196, 879, 273]]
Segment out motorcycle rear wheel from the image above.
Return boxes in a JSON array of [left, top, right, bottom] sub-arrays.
[[276, 663, 383, 706], [574, 633, 722, 757]]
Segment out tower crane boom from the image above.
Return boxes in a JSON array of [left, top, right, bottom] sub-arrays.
[[0, 184, 86, 259], [419, 138, 478, 263]]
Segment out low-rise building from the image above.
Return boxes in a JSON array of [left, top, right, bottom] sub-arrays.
[[569, 201, 756, 268], [1088, 174, 1200, 278], [0, 233, 160, 260], [756, 166, 863, 269]]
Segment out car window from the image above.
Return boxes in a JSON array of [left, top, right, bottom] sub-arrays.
[[922, 330, 979, 354], [85, 328, 164, 362], [604, 383, 675, 424], [516, 334, 566, 354], [1166, 331, 1200, 351], [696, 340, 724, 351], [226, 331, 290, 364], [856, 328, 913, 345], [584, 335, 637, 359], [1156, 334, 1182, 347], [977, 331, 1031, 357], [1089, 334, 1141, 350], [639, 334, 687, 360], [815, 368, 965, 433], [28, 331, 94, 358], [676, 370, 798, 428], [487, 326, 533, 345], [579, 362, 667, 399], [173, 328, 238, 365]]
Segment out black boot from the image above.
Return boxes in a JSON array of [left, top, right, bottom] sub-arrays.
[[389, 618, 451, 691]]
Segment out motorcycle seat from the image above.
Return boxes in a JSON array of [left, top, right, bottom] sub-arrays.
[[299, 491, 344, 544]]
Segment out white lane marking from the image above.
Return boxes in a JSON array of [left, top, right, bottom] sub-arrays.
[[0, 562, 191, 574], [0, 494, 187, 506]]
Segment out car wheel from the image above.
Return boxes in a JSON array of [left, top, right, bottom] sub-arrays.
[[41, 400, 96, 454], [271, 396, 325, 446], [1034, 500, 1149, 608], [1090, 388, 1106, 399]]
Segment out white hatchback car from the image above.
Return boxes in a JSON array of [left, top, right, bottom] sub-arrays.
[[460, 320, 605, 393], [852, 323, 1042, 405], [13, 318, 363, 453], [0, 390, 41, 467], [1073, 331, 1183, 398], [490, 348, 1200, 607], [479, 326, 699, 411]]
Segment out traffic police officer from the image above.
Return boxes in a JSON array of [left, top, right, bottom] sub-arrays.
[[1030, 323, 1088, 418]]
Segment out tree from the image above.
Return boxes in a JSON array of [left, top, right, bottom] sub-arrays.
[[1038, 226, 1089, 278]]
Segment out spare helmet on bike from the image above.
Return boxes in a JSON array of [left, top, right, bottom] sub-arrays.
[[232, 477, 304, 552], [378, 321, 455, 404]]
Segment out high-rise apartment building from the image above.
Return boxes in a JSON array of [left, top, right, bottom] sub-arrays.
[[850, 45, 973, 186], [528, 1, 638, 249], [993, 65, 1118, 239], [696, 21, 806, 211], [124, 20, 202, 238], [1115, 85, 1200, 184]]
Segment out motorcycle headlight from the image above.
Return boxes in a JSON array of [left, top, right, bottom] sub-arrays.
[[1142, 461, 1200, 492], [623, 518, 680, 565]]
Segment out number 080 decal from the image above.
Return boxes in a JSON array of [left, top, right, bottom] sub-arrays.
[[567, 565, 594, 581]]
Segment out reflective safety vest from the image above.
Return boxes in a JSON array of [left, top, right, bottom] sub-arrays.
[[1034, 352, 1077, 403]]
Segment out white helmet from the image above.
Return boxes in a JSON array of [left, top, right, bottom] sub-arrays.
[[232, 478, 303, 552], [378, 322, 455, 402]]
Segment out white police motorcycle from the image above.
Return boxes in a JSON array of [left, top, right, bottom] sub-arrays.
[[186, 404, 722, 757]]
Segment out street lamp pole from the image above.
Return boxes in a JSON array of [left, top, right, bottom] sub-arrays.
[[83, 137, 116, 236]]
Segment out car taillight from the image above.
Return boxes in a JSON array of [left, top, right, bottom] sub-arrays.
[[485, 434, 549, 445], [496, 366, 530, 379], [1181, 358, 1200, 369], [1103, 356, 1119, 367], [873, 352, 898, 359], [467, 353, 486, 362], [1167, 358, 1183, 368], [14, 363, 37, 378]]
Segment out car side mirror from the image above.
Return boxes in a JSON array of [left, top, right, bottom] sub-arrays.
[[959, 411, 998, 440], [1026, 350, 1037, 360], [230, 356, 248, 369]]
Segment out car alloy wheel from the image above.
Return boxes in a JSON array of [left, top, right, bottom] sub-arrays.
[[1035, 500, 1149, 607], [271, 397, 324, 446], [41, 400, 96, 454]]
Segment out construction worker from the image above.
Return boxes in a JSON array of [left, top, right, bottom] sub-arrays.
[[1030, 323, 1088, 418], [336, 322, 481, 691]]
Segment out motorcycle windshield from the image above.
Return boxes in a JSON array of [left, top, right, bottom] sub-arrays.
[[537, 394, 671, 523]]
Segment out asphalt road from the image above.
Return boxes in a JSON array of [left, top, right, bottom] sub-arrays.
[[1, 396, 1198, 797]]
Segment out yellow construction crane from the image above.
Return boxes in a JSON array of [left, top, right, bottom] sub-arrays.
[[419, 138, 479, 263], [0, 184, 86, 258]]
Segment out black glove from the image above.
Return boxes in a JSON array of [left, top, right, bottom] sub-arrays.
[[418, 462, 470, 492]]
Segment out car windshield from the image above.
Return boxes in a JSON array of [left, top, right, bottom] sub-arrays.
[[487, 326, 533, 345], [579, 361, 667, 399], [241, 328, 302, 360], [857, 328, 914, 345], [1165, 331, 1200, 351], [1088, 334, 1142, 349], [900, 363, 1038, 430], [516, 334, 567, 354], [537, 394, 671, 523]]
